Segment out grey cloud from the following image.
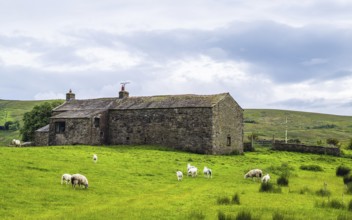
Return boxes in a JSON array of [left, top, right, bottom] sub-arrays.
[[72, 21, 352, 84]]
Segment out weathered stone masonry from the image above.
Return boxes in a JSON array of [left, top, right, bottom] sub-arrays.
[[35, 88, 244, 155]]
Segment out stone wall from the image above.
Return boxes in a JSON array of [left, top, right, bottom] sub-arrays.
[[272, 143, 340, 156], [35, 131, 49, 146], [212, 95, 243, 154], [49, 118, 91, 145], [108, 108, 214, 154], [90, 111, 109, 145]]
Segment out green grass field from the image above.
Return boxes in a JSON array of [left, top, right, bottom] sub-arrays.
[[1, 145, 352, 219]]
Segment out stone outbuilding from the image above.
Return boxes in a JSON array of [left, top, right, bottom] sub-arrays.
[[35, 86, 244, 154]]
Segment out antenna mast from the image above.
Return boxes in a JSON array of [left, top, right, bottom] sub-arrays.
[[120, 81, 130, 91], [285, 116, 288, 144]]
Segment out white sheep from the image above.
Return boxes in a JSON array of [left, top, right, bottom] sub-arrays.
[[187, 163, 195, 171], [176, 171, 183, 181], [188, 167, 198, 177], [244, 169, 263, 181], [71, 174, 89, 189], [61, 174, 72, 185], [261, 174, 270, 183], [93, 154, 98, 162], [11, 139, 21, 147], [203, 166, 212, 178]]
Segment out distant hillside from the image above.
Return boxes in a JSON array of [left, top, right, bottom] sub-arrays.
[[0, 100, 351, 147], [244, 109, 352, 147]]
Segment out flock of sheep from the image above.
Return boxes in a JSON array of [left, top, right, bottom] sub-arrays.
[[60, 154, 97, 189], [244, 168, 271, 183], [177, 164, 270, 183], [176, 163, 213, 181], [61, 154, 269, 189]]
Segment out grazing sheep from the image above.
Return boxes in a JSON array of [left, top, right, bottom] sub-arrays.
[[203, 166, 212, 178], [261, 174, 270, 183], [188, 167, 198, 177], [61, 174, 72, 185], [244, 169, 263, 181], [176, 171, 183, 181], [93, 154, 98, 162], [187, 163, 195, 171], [71, 174, 89, 189], [11, 139, 21, 147]]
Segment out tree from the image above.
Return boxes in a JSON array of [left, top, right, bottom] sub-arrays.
[[20, 101, 63, 141], [4, 120, 20, 130], [326, 138, 340, 147]]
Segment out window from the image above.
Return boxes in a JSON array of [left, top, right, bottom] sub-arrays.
[[55, 122, 65, 133], [94, 118, 100, 128], [227, 135, 231, 146]]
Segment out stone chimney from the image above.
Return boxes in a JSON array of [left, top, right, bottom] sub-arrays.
[[119, 83, 129, 99], [66, 89, 75, 101]]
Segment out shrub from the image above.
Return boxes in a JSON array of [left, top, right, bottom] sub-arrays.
[[272, 212, 285, 220], [327, 138, 340, 146], [218, 211, 236, 220], [346, 183, 352, 194], [328, 199, 345, 209], [217, 196, 231, 205], [188, 210, 205, 220], [218, 211, 226, 220], [348, 199, 352, 211], [259, 182, 282, 193], [232, 193, 240, 205], [316, 188, 331, 197], [236, 211, 252, 220], [260, 182, 273, 192], [300, 165, 323, 172], [336, 165, 350, 176], [343, 175, 352, 185], [277, 176, 289, 186]]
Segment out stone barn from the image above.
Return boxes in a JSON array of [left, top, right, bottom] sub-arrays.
[[35, 87, 244, 154]]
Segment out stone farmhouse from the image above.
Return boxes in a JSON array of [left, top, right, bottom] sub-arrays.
[[35, 86, 244, 154]]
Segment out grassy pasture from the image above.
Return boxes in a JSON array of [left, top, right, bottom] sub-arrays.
[[1, 145, 352, 219]]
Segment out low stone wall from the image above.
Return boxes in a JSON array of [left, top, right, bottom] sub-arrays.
[[272, 143, 340, 156]]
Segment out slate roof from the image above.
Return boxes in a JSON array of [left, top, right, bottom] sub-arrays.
[[36, 124, 49, 132], [53, 93, 230, 112], [51, 109, 106, 119]]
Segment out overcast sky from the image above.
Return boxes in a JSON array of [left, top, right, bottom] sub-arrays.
[[0, 0, 351, 116]]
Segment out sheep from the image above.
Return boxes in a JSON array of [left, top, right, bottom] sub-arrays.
[[61, 174, 72, 185], [188, 167, 198, 177], [203, 166, 212, 179], [261, 174, 270, 183], [93, 154, 98, 162], [71, 174, 89, 189], [244, 169, 263, 181], [187, 163, 195, 171], [176, 171, 183, 181], [11, 139, 21, 147]]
